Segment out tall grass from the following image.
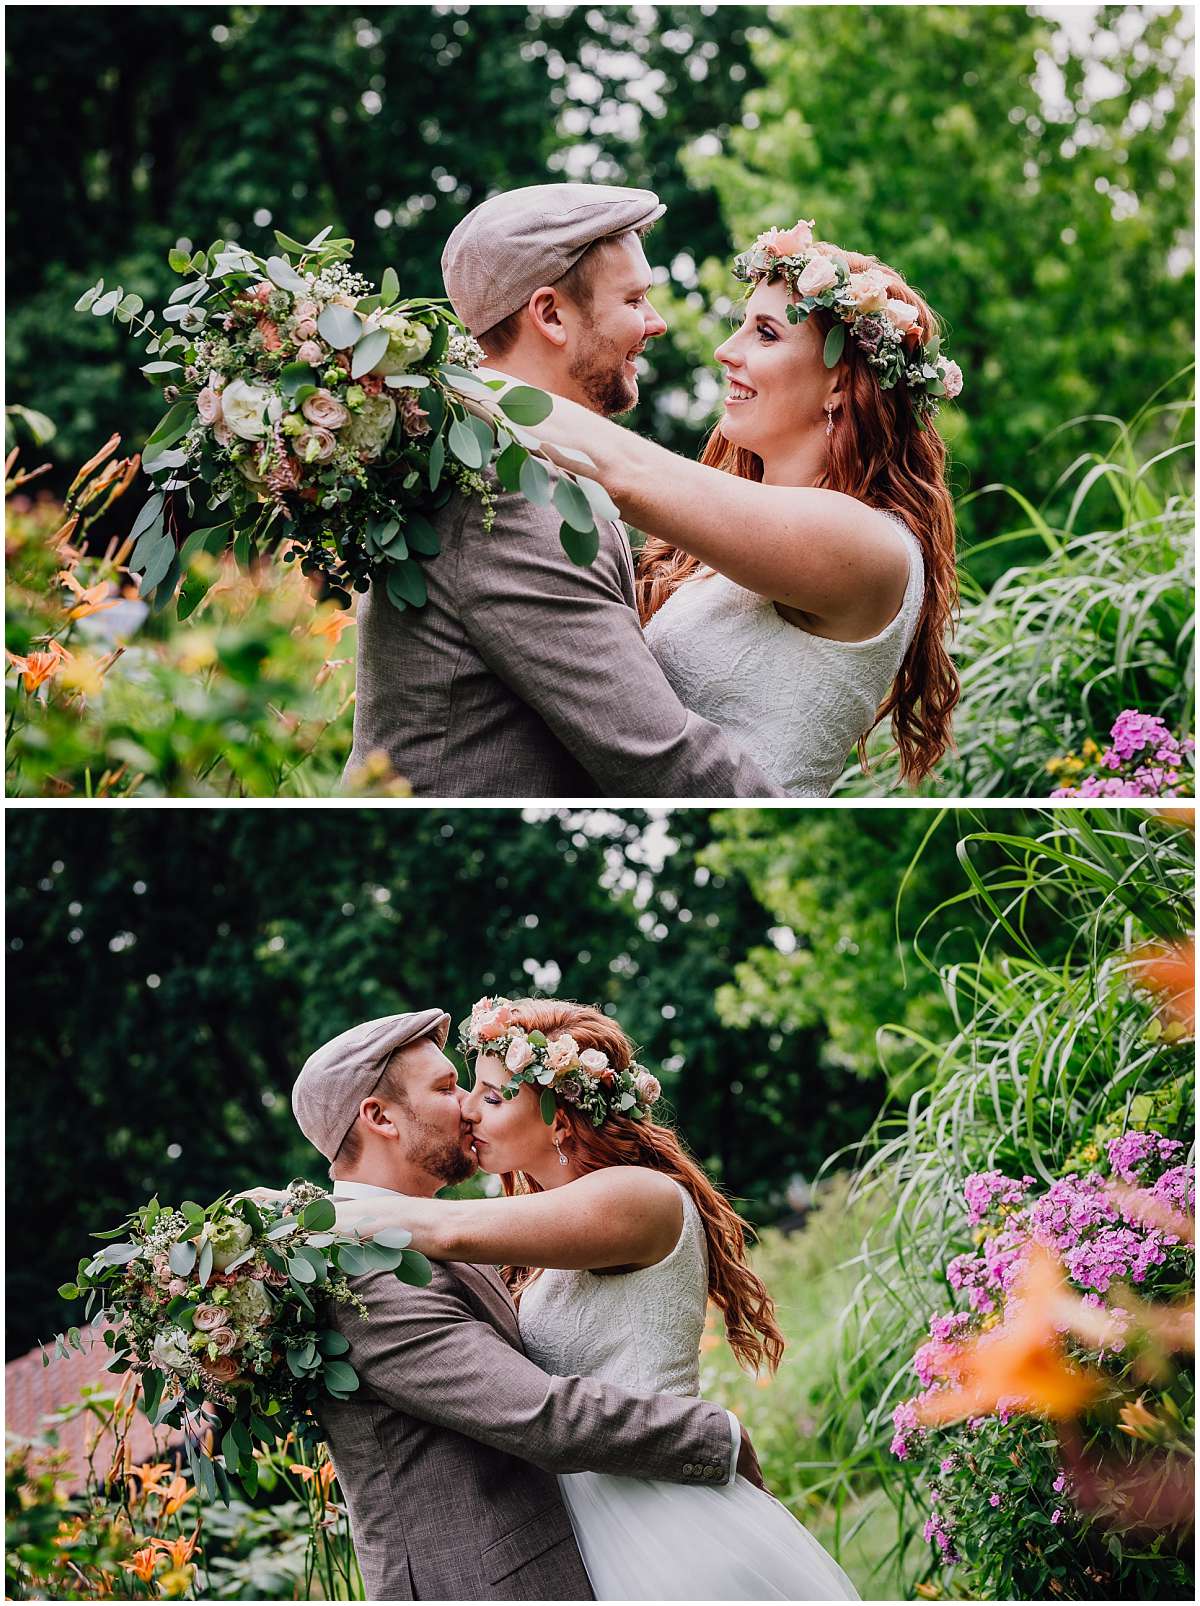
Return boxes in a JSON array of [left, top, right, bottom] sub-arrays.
[[822, 809, 1195, 1595], [837, 382, 1196, 796]]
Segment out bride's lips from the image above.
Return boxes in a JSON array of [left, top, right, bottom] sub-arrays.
[[723, 378, 757, 405]]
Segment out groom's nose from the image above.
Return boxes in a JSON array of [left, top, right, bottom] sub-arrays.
[[642, 300, 668, 341]]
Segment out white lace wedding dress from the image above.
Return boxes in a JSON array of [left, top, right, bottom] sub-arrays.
[[644, 510, 924, 797], [518, 1181, 860, 1601]]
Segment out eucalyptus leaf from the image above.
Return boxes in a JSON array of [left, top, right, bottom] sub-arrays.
[[386, 560, 428, 609], [317, 304, 362, 351], [552, 476, 594, 534], [351, 327, 390, 378], [518, 454, 552, 507], [498, 385, 554, 427], [823, 323, 846, 368], [447, 417, 485, 470], [559, 521, 600, 568], [404, 514, 440, 557], [428, 434, 445, 492], [380, 266, 400, 303], [266, 255, 309, 294]]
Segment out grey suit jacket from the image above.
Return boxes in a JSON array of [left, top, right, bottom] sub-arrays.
[[319, 1257, 735, 1601], [346, 479, 782, 798]]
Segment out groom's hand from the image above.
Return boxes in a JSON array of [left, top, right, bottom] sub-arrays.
[[735, 1426, 766, 1490]]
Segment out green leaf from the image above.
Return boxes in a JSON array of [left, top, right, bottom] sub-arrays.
[[92, 289, 122, 317], [518, 454, 552, 507], [129, 494, 166, 547], [279, 361, 317, 399], [196, 1237, 214, 1289], [74, 282, 102, 313], [300, 1198, 336, 1232], [576, 474, 621, 525], [317, 1331, 351, 1357], [177, 569, 216, 621], [395, 1251, 434, 1287], [265, 255, 309, 294], [540, 1088, 558, 1124], [498, 385, 553, 427], [322, 1360, 359, 1394], [138, 535, 177, 595], [495, 441, 527, 492], [178, 521, 233, 566], [291, 1245, 329, 1282], [141, 1368, 165, 1420], [305, 224, 334, 251], [287, 1253, 317, 1284], [559, 521, 600, 567], [925, 335, 941, 364], [317, 304, 362, 350], [447, 417, 485, 470], [351, 328, 390, 378], [823, 323, 846, 368], [372, 1226, 413, 1250], [168, 249, 191, 273], [386, 560, 428, 609], [552, 476, 594, 533], [380, 266, 400, 304], [333, 1243, 375, 1277], [273, 229, 311, 256], [169, 1241, 197, 1277], [141, 361, 183, 376], [404, 514, 440, 557], [145, 400, 194, 451], [238, 1456, 259, 1500], [58, 1283, 79, 1301], [428, 434, 446, 492]]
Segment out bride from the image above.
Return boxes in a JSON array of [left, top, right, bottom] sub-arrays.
[[324, 997, 859, 1602], [533, 219, 962, 796]]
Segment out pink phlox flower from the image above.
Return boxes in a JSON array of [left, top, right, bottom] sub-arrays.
[[989, 1492, 1002, 1507], [1107, 1131, 1185, 1186], [1152, 1163, 1196, 1216], [963, 1169, 1034, 1225]]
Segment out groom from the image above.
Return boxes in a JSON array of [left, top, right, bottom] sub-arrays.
[[346, 181, 779, 798], [292, 1008, 761, 1601]]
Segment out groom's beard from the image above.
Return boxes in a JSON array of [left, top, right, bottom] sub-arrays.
[[568, 335, 638, 417], [401, 1116, 477, 1186]]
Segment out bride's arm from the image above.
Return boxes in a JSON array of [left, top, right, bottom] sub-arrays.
[[334, 1168, 683, 1270], [534, 394, 909, 622]]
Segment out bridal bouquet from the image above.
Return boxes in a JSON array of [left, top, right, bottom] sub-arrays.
[[76, 225, 619, 619], [50, 1182, 429, 1502]]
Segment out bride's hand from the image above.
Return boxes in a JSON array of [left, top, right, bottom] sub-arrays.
[[234, 1186, 291, 1210], [332, 1197, 397, 1239]]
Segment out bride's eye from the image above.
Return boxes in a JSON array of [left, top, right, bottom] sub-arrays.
[[757, 323, 778, 343], [484, 1093, 502, 1106]]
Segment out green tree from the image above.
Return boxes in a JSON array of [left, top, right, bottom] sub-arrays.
[[680, 4, 1195, 570]]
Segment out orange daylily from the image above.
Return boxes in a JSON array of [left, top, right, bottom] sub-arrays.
[[150, 1528, 201, 1567], [6, 639, 71, 692], [310, 606, 357, 647], [915, 1246, 1107, 1427], [127, 1459, 174, 1493], [67, 433, 121, 499], [120, 1544, 159, 1583], [151, 1474, 194, 1517], [56, 569, 122, 620], [290, 1459, 339, 1500], [315, 656, 352, 688], [1131, 937, 1195, 1034]]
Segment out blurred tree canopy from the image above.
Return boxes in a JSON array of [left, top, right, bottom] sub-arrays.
[[5, 5, 1193, 566], [5, 805, 1040, 1356]]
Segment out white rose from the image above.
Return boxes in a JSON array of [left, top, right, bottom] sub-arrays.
[[150, 1326, 192, 1374], [885, 297, 919, 334], [845, 270, 889, 315], [221, 379, 283, 440], [505, 1037, 535, 1073]]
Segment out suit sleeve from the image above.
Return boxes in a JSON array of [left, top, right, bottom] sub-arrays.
[[338, 1267, 735, 1485], [452, 487, 783, 798]]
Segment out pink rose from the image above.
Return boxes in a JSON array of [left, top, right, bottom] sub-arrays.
[[213, 417, 234, 448], [885, 297, 919, 334], [196, 386, 223, 426], [192, 1304, 226, 1332], [578, 1049, 609, 1075], [167, 1278, 189, 1297], [293, 299, 319, 323], [635, 1071, 662, 1105], [200, 1354, 241, 1385], [251, 282, 273, 304], [754, 219, 815, 258], [940, 359, 964, 400], [474, 1005, 513, 1041], [546, 1034, 580, 1072], [295, 341, 324, 366], [292, 319, 319, 343], [846, 270, 889, 314], [504, 1037, 535, 1073], [795, 257, 839, 296], [294, 426, 337, 464], [208, 1326, 239, 1355], [302, 389, 350, 430]]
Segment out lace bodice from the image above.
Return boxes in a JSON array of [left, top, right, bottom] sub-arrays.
[[644, 511, 924, 797], [517, 1180, 708, 1398]]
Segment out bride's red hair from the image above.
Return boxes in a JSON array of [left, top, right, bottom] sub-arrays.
[[636, 243, 960, 786], [493, 998, 784, 1375]]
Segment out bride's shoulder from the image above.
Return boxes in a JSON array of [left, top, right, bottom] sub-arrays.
[[571, 1165, 684, 1218]]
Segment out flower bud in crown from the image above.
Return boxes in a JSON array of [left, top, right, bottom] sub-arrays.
[[459, 998, 661, 1128], [731, 219, 963, 423]]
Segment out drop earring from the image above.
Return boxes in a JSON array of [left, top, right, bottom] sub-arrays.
[[825, 401, 835, 437], [555, 1139, 568, 1167]]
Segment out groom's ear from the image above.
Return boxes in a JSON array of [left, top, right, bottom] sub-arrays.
[[527, 287, 570, 350]]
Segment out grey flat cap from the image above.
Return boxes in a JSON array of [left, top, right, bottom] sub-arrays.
[[292, 1008, 451, 1162], [442, 181, 666, 336]]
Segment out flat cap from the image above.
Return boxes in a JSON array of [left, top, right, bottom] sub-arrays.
[[442, 181, 666, 337], [292, 1008, 451, 1162]]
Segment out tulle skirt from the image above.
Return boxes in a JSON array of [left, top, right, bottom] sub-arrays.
[[557, 1469, 861, 1601]]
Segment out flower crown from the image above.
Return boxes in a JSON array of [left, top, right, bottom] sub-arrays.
[[732, 219, 963, 422], [459, 998, 662, 1128]]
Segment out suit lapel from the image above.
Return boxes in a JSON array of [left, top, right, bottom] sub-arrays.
[[452, 1259, 523, 1348]]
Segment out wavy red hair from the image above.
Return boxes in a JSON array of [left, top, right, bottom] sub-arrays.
[[637, 243, 960, 785], [490, 999, 784, 1375]]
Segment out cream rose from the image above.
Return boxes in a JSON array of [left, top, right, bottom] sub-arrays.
[[370, 314, 433, 377], [885, 297, 919, 334], [295, 341, 324, 367], [301, 389, 350, 430], [293, 299, 319, 323], [220, 379, 282, 441], [295, 426, 337, 465], [845, 270, 889, 315], [795, 257, 839, 296], [578, 1049, 609, 1075], [940, 359, 964, 400], [504, 1037, 535, 1073], [150, 1326, 192, 1374], [292, 318, 319, 343], [196, 386, 223, 426], [546, 1033, 580, 1072], [206, 1215, 254, 1270], [635, 1071, 662, 1105], [474, 1004, 513, 1041], [192, 1303, 226, 1332]]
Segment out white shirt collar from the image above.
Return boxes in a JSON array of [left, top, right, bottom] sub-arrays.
[[329, 1180, 406, 1199]]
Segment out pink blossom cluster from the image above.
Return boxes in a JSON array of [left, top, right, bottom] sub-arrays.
[[1052, 710, 1195, 798], [1107, 1131, 1185, 1184], [963, 1169, 1035, 1225], [1153, 1163, 1196, 1215]]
